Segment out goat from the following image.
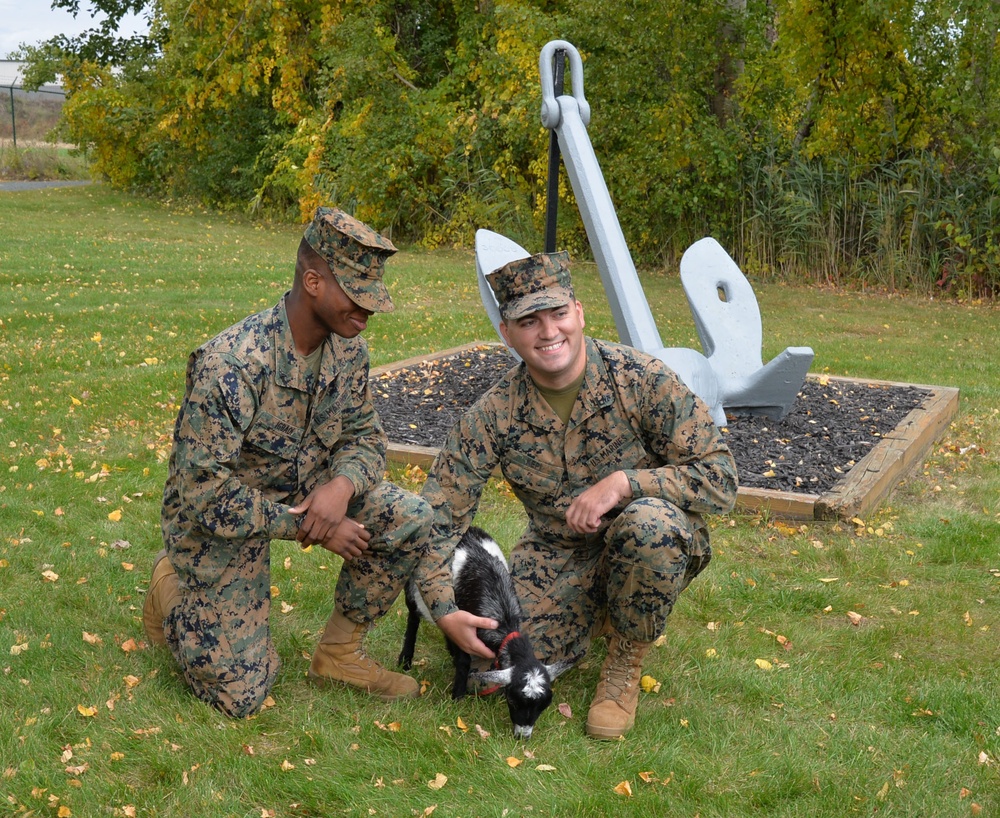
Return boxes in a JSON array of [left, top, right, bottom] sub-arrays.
[[398, 526, 575, 739]]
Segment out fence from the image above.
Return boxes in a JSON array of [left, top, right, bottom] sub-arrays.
[[0, 61, 66, 148]]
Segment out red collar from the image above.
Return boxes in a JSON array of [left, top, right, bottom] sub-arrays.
[[475, 631, 520, 697], [497, 630, 520, 656]]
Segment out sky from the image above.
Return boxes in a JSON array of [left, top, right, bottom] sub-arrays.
[[0, 0, 149, 61]]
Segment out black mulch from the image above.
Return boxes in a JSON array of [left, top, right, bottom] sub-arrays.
[[371, 344, 930, 496]]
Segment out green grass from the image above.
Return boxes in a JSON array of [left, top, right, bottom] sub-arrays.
[[1, 186, 998, 817]]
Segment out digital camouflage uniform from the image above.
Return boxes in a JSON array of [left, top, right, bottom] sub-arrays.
[[419, 336, 738, 664], [159, 210, 431, 718]]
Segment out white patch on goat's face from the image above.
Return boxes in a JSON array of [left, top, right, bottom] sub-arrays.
[[520, 669, 548, 700]]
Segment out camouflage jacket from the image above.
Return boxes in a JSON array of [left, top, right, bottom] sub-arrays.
[[419, 338, 738, 619], [161, 295, 386, 573]]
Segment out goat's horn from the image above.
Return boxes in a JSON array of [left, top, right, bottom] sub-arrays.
[[469, 668, 513, 686], [544, 652, 584, 680]]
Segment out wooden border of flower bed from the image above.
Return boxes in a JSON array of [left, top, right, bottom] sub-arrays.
[[372, 344, 960, 522]]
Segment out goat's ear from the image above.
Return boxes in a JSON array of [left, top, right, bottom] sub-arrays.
[[469, 668, 513, 687], [544, 653, 583, 681]]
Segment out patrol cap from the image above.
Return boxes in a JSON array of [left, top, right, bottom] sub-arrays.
[[304, 206, 397, 313], [486, 251, 574, 321]]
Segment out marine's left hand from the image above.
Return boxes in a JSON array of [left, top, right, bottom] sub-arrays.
[[565, 470, 633, 534], [290, 474, 356, 547]]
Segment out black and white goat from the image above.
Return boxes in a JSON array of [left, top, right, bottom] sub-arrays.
[[398, 526, 574, 739]]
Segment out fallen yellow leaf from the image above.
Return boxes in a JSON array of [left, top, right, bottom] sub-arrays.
[[427, 773, 447, 790], [755, 658, 773, 671], [613, 780, 633, 796], [640, 675, 661, 693], [107, 509, 123, 522], [505, 757, 522, 768], [77, 704, 98, 718]]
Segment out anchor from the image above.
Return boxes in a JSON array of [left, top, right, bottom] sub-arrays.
[[476, 40, 812, 425]]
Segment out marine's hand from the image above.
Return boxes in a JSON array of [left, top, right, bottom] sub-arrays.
[[437, 611, 498, 661], [317, 517, 371, 561], [565, 470, 633, 534], [290, 475, 355, 546]]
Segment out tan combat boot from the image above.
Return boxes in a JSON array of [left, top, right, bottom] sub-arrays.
[[142, 549, 181, 646], [308, 609, 419, 701], [585, 630, 652, 740]]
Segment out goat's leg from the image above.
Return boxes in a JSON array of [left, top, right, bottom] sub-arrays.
[[398, 604, 421, 670], [451, 648, 472, 700]]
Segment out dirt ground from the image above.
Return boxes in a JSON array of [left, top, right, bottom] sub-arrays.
[[371, 344, 928, 495]]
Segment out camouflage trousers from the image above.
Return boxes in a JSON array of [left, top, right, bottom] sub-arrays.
[[164, 481, 432, 718], [509, 497, 710, 664]]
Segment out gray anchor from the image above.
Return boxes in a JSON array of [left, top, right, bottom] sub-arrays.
[[475, 40, 812, 425]]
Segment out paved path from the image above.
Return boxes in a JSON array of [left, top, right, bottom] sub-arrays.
[[0, 180, 92, 192]]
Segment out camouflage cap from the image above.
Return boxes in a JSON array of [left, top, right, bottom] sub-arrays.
[[486, 251, 574, 321], [304, 206, 397, 313]]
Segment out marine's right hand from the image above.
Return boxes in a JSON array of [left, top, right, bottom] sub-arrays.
[[314, 517, 371, 561]]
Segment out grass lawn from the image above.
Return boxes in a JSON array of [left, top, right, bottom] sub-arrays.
[[1, 185, 998, 817]]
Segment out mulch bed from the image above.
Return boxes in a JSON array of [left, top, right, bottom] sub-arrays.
[[371, 344, 930, 495]]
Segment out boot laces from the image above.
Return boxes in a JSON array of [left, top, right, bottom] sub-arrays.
[[602, 637, 640, 699]]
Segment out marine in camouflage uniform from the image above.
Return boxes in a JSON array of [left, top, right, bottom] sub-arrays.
[[143, 207, 432, 718], [418, 251, 737, 739]]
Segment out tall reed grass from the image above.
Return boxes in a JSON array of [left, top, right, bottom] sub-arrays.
[[0, 140, 89, 181], [731, 149, 1000, 298]]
